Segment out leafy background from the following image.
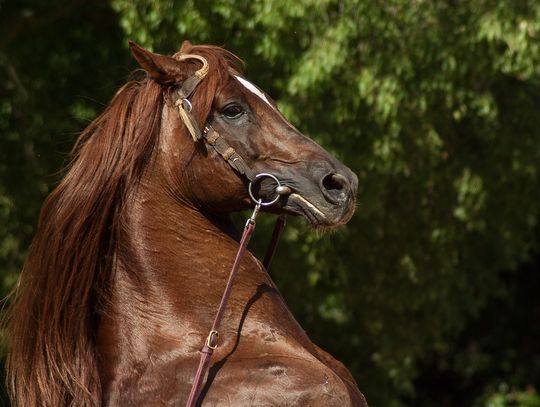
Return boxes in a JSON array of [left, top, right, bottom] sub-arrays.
[[1, 1, 539, 406]]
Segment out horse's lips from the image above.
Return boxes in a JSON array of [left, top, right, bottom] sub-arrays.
[[281, 191, 357, 229], [284, 193, 327, 225]]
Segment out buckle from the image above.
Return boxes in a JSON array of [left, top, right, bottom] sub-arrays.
[[206, 330, 219, 350], [181, 98, 193, 112]]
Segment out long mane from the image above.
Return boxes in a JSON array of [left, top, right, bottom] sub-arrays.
[[6, 43, 242, 407], [6, 77, 164, 406]]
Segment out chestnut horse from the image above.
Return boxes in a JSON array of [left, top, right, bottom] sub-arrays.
[[6, 41, 367, 406]]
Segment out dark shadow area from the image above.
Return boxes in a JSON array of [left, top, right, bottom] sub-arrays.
[[411, 239, 540, 406]]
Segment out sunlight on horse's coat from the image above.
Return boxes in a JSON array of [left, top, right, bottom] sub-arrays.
[[234, 75, 273, 107]]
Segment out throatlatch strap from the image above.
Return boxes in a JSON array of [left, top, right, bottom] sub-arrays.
[[173, 53, 209, 141], [176, 99, 202, 141]]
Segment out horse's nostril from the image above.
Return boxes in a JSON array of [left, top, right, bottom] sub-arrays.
[[322, 173, 348, 192], [321, 173, 350, 204]]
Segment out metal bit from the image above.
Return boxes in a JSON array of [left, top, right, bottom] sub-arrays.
[[275, 185, 292, 195]]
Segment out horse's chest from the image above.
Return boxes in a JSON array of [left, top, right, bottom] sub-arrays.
[[201, 358, 356, 406], [105, 355, 358, 406]]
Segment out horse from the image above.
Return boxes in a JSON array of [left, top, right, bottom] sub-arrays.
[[6, 40, 368, 406]]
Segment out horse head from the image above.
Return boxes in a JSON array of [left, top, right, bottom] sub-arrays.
[[130, 41, 357, 229]]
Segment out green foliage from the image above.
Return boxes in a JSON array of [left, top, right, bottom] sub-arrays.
[[2, 1, 540, 405], [483, 386, 540, 407]]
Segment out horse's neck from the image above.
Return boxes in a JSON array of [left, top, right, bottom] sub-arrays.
[[95, 177, 366, 407], [98, 180, 254, 356]]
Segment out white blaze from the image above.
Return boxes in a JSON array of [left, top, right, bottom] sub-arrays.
[[234, 75, 272, 107]]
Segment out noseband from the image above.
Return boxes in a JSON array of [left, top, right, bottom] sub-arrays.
[[174, 54, 288, 407]]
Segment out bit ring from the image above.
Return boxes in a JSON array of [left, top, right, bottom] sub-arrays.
[[248, 173, 282, 206]]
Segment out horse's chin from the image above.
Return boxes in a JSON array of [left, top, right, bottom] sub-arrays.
[[282, 193, 356, 232]]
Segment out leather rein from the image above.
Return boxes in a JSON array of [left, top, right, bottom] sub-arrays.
[[173, 53, 288, 407]]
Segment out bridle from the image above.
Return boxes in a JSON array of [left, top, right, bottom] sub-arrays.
[[174, 53, 258, 182], [173, 53, 289, 406]]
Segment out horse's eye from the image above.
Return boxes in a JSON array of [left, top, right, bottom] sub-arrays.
[[222, 104, 244, 119]]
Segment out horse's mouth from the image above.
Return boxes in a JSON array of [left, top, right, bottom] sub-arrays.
[[281, 192, 356, 230], [285, 193, 327, 225], [255, 175, 357, 229]]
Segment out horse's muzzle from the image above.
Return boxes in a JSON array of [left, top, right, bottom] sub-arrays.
[[279, 166, 358, 229]]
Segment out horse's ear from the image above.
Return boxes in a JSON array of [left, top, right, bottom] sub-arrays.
[[180, 40, 193, 53], [129, 41, 183, 85]]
